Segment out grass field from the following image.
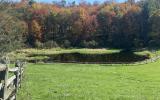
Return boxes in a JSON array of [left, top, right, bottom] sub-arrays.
[[18, 61, 160, 100]]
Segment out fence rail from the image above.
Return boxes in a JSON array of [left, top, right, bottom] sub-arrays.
[[0, 61, 25, 100]]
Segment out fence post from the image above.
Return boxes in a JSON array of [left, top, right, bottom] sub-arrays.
[[0, 66, 6, 99], [3, 66, 8, 100], [14, 61, 21, 100], [19, 63, 23, 88]]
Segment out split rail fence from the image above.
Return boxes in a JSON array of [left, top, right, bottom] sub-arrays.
[[0, 61, 25, 100]]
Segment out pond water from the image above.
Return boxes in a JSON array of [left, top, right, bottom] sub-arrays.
[[28, 52, 149, 64]]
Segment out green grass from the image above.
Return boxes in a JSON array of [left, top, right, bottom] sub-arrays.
[[16, 48, 120, 54], [18, 61, 160, 100]]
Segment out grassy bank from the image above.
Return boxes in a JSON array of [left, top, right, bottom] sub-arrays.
[[8, 48, 153, 63], [18, 61, 160, 100], [7, 48, 120, 62]]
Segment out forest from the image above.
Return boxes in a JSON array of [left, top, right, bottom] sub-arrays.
[[0, 0, 160, 52]]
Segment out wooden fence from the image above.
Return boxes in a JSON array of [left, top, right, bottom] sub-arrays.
[[0, 61, 25, 100]]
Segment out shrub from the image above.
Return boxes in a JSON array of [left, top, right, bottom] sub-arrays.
[[44, 41, 59, 48], [34, 40, 44, 48], [148, 40, 160, 48], [80, 40, 98, 48], [63, 40, 71, 48]]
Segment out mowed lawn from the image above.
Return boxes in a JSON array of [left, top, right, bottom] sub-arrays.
[[18, 61, 160, 100]]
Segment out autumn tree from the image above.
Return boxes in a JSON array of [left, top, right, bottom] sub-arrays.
[[97, 3, 118, 47], [0, 0, 27, 54], [120, 5, 142, 50], [70, 7, 98, 47]]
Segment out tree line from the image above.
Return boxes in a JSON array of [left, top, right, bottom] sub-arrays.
[[0, 0, 160, 52]]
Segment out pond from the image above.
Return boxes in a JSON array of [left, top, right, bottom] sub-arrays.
[[28, 52, 149, 64]]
